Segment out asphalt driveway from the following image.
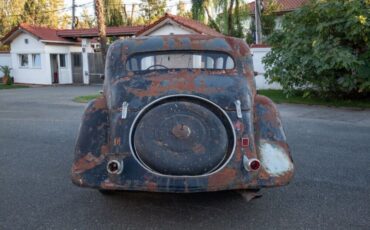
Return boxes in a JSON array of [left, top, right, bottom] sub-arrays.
[[0, 86, 369, 230]]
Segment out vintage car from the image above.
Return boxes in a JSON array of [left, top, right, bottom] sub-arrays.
[[71, 35, 294, 196]]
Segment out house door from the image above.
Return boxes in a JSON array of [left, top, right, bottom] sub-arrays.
[[50, 54, 59, 83], [50, 54, 69, 84], [71, 53, 83, 84]]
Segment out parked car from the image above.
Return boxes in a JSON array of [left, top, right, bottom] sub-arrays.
[[71, 35, 294, 195]]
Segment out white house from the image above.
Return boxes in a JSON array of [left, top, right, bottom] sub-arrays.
[[1, 23, 142, 85], [1, 23, 94, 84]]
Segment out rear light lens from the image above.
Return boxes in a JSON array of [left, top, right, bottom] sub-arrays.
[[241, 137, 249, 147], [249, 159, 261, 171], [243, 156, 261, 171]]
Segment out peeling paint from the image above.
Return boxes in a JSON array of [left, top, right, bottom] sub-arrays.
[[71, 35, 294, 193], [259, 141, 294, 176]]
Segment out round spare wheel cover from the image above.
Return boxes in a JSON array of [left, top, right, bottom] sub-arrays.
[[133, 99, 230, 176]]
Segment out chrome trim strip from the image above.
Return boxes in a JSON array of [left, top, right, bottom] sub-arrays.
[[121, 101, 128, 119], [235, 100, 242, 119]]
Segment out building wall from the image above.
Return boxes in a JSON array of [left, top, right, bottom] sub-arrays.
[[251, 47, 282, 89], [0, 53, 12, 78], [10, 33, 51, 84], [147, 24, 193, 36]]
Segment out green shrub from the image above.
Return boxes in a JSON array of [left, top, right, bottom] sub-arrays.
[[263, 0, 370, 98]]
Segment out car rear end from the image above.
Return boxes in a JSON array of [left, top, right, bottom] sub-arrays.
[[71, 35, 294, 193]]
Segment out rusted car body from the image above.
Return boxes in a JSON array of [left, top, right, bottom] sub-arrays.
[[71, 35, 294, 193]]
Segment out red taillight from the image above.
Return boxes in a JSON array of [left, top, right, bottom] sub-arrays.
[[249, 159, 261, 171], [243, 156, 261, 171], [241, 137, 249, 147]]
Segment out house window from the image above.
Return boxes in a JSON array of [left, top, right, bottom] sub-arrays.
[[32, 54, 41, 68], [19, 54, 29, 67], [59, 54, 66, 67], [25, 39, 28, 44]]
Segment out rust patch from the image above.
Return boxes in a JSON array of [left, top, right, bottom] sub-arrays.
[[72, 153, 105, 174], [208, 168, 237, 188], [100, 180, 117, 189], [93, 97, 107, 110], [192, 143, 206, 154], [114, 137, 121, 146], [146, 181, 158, 192], [234, 120, 245, 133]]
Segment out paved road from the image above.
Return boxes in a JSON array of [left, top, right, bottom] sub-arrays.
[[0, 86, 369, 230]]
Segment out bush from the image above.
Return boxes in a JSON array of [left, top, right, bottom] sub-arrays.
[[263, 0, 370, 98]]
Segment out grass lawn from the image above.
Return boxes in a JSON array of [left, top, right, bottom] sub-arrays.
[[0, 83, 29, 90], [73, 90, 370, 109], [73, 94, 101, 103], [258, 89, 370, 109]]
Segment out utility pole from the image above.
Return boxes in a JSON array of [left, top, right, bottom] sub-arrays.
[[95, 0, 108, 63], [255, 0, 263, 44], [72, 0, 76, 29]]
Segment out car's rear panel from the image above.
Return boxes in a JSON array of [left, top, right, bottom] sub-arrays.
[[71, 35, 294, 192]]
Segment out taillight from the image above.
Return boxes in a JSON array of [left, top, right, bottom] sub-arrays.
[[241, 137, 249, 147], [249, 159, 261, 171], [243, 155, 261, 171]]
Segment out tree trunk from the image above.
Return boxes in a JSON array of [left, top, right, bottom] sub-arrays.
[[227, 0, 235, 35], [130, 4, 136, 26], [122, 4, 128, 25], [95, 0, 107, 63]]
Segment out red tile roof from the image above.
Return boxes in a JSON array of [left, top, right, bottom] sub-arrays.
[[136, 13, 224, 37], [1, 14, 223, 45], [1, 23, 76, 44], [249, 0, 308, 13], [57, 26, 144, 38]]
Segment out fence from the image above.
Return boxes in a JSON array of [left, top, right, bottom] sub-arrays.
[[88, 52, 104, 84]]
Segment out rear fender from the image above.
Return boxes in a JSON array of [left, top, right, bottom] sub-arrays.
[[71, 97, 110, 186], [254, 95, 294, 186]]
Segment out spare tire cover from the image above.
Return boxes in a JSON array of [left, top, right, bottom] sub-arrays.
[[133, 100, 229, 176]]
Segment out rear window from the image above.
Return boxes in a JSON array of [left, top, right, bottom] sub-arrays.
[[126, 51, 235, 72]]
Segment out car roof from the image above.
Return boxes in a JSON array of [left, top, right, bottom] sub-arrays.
[[108, 35, 251, 59]]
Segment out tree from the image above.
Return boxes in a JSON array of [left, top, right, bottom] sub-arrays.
[[210, 0, 249, 37], [191, 0, 205, 22], [59, 13, 71, 29], [190, 0, 249, 37], [261, 0, 281, 37], [247, 0, 281, 44], [140, 0, 167, 23], [263, 0, 370, 98], [77, 8, 95, 28], [177, 0, 191, 18], [22, 0, 64, 27], [0, 0, 25, 37], [104, 0, 125, 26], [95, 0, 108, 62]]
